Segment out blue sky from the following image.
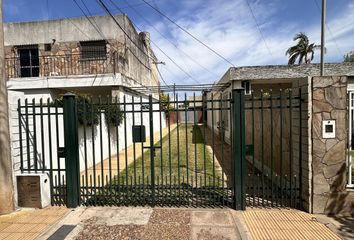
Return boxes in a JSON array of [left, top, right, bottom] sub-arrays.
[[4, 0, 354, 84]]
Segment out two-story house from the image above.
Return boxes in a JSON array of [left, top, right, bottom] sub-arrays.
[[4, 14, 160, 100], [4, 15, 165, 208]]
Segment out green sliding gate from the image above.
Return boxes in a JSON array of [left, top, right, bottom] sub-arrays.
[[17, 88, 302, 210]]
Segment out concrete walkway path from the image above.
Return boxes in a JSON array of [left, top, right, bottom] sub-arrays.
[[80, 125, 177, 187], [0, 207, 68, 240]]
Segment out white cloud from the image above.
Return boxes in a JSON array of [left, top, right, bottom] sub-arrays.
[[146, 0, 354, 85]]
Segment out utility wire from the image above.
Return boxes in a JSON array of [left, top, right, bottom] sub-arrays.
[[156, 67, 170, 89], [74, 0, 152, 69], [119, 0, 219, 78], [139, 0, 236, 67], [96, 0, 154, 61], [79, 0, 107, 38], [313, 0, 343, 56], [244, 0, 273, 58], [106, 0, 201, 84], [71, 0, 153, 90], [67, 18, 92, 39], [98, 0, 172, 89], [73, 0, 107, 40]]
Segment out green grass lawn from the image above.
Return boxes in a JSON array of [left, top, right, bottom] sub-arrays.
[[117, 124, 222, 187]]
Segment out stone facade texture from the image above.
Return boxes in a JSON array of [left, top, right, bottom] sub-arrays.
[[4, 15, 159, 88], [311, 76, 354, 215]]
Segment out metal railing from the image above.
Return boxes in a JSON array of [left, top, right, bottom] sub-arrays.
[[16, 89, 304, 209], [5, 53, 123, 79], [17, 94, 235, 208]]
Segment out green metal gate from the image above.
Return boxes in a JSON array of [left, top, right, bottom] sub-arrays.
[[244, 89, 303, 209], [17, 89, 247, 209], [16, 88, 302, 210]]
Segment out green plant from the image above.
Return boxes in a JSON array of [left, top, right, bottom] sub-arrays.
[[50, 95, 99, 126], [160, 93, 174, 112], [286, 32, 320, 65], [101, 104, 124, 127], [344, 51, 354, 63]]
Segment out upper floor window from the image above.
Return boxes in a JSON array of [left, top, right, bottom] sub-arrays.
[[80, 40, 107, 60], [17, 45, 39, 77]]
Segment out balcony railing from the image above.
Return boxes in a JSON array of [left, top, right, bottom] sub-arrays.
[[5, 53, 123, 79]]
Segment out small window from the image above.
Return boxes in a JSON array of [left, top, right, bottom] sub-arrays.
[[80, 40, 107, 60], [17, 45, 39, 77], [242, 81, 252, 95], [44, 44, 52, 51]]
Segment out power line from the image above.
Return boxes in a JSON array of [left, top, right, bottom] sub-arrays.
[[71, 0, 154, 91], [72, 0, 106, 40], [74, 0, 152, 69], [96, 0, 153, 61], [79, 0, 107, 39], [313, 0, 343, 56], [67, 18, 92, 39], [139, 0, 236, 67], [119, 0, 219, 78], [150, 41, 201, 84], [106, 0, 201, 84], [156, 67, 171, 90], [244, 0, 273, 58]]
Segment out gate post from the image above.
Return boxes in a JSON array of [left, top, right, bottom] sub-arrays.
[[63, 93, 80, 208], [232, 89, 246, 210]]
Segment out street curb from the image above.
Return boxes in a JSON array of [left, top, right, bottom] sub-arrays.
[[37, 208, 75, 240], [230, 210, 252, 240]]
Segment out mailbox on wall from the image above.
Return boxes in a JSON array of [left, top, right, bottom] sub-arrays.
[[133, 125, 146, 143], [322, 120, 336, 139]]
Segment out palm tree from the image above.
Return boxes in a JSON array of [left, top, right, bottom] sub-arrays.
[[286, 32, 320, 65]]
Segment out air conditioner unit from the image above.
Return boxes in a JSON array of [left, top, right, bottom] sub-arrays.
[[17, 174, 51, 208]]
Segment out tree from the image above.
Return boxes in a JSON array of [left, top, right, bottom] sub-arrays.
[[286, 32, 320, 65], [159, 93, 174, 112], [343, 51, 354, 62]]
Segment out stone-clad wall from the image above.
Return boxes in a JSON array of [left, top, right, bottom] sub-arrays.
[[311, 76, 354, 215]]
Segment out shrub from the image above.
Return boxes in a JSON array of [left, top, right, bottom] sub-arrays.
[[101, 103, 124, 127], [50, 94, 123, 127]]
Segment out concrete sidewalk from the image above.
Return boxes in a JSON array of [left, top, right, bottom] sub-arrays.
[[1, 206, 344, 239], [41, 207, 248, 240], [242, 208, 342, 240], [0, 207, 68, 240], [315, 214, 354, 240]]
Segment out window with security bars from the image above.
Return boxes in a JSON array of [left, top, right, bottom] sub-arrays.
[[17, 45, 40, 77], [80, 40, 107, 60]]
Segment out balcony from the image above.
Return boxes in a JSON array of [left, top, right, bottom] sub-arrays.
[[5, 53, 123, 79]]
